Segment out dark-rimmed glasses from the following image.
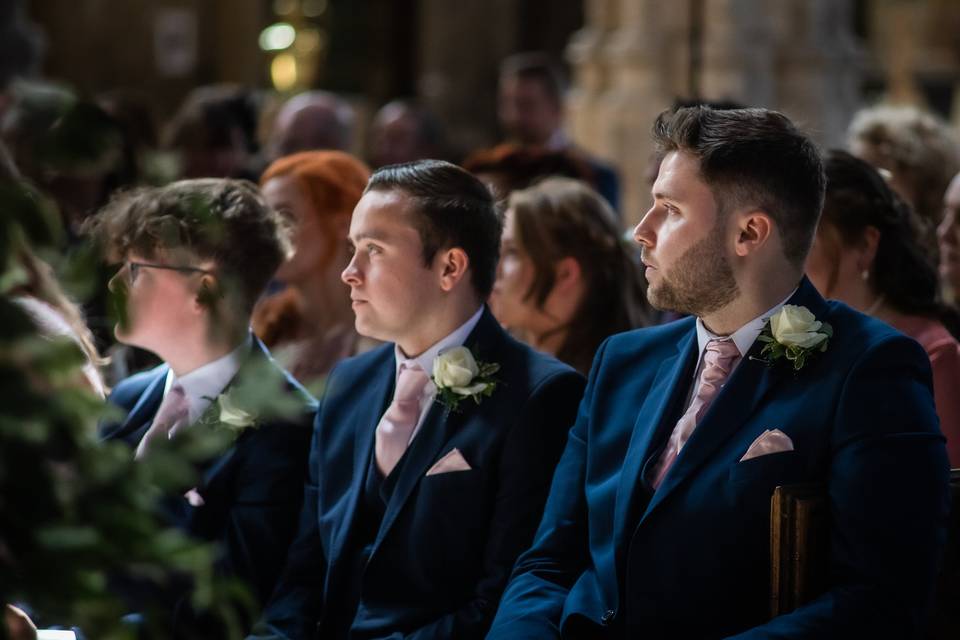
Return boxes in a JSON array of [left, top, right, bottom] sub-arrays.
[[119, 261, 214, 284]]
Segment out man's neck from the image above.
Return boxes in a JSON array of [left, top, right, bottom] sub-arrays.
[[162, 325, 248, 377], [397, 297, 483, 359], [700, 276, 799, 336]]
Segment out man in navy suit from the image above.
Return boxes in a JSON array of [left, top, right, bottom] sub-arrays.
[[488, 107, 952, 638], [251, 160, 585, 639], [89, 179, 316, 630]]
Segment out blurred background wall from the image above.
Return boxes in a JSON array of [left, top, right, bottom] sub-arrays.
[[22, 0, 960, 225]]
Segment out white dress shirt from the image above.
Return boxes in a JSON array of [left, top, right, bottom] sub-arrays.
[[162, 336, 252, 436], [390, 306, 484, 445], [685, 290, 797, 408]]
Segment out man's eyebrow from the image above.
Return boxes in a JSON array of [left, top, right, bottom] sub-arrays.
[[351, 230, 393, 243]]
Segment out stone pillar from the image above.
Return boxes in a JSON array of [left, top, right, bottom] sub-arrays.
[[699, 0, 776, 106], [567, 0, 692, 226], [773, 0, 862, 147]]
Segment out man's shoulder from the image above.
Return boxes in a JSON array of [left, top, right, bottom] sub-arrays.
[[822, 300, 926, 365], [600, 316, 697, 361]]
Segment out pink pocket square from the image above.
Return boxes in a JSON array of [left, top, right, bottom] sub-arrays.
[[740, 429, 794, 462], [426, 447, 472, 476], [184, 488, 205, 507]]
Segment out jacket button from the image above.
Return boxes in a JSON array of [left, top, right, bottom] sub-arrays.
[[601, 610, 615, 625]]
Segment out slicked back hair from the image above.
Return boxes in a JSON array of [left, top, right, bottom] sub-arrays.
[[652, 106, 825, 268], [365, 160, 501, 299]]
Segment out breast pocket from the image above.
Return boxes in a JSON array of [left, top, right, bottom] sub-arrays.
[[728, 450, 805, 487]]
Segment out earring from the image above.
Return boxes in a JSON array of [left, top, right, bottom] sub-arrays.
[[861, 269, 870, 281]]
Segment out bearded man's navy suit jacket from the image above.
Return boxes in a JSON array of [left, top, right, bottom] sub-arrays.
[[253, 308, 585, 639], [488, 278, 951, 639], [101, 339, 317, 617]]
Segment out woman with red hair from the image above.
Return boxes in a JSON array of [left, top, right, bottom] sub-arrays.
[[253, 150, 374, 389]]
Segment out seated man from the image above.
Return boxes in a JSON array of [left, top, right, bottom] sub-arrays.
[[488, 106, 951, 638], [88, 179, 317, 629], [250, 160, 585, 639]]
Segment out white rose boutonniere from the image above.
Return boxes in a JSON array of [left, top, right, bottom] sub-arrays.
[[756, 304, 833, 371], [432, 346, 500, 412], [216, 389, 259, 434]]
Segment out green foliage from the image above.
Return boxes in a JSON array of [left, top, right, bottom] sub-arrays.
[[0, 128, 256, 637], [757, 323, 834, 372]]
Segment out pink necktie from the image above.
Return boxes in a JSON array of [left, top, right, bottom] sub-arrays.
[[651, 338, 740, 489], [375, 363, 431, 477], [135, 383, 189, 459]]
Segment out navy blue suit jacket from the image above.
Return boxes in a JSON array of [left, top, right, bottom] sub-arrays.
[[254, 308, 585, 639], [488, 278, 951, 639], [102, 338, 317, 615]]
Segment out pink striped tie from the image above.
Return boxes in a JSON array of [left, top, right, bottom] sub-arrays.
[[135, 383, 189, 459], [651, 339, 740, 489], [375, 363, 431, 476]]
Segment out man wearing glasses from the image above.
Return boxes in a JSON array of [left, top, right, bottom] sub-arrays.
[[87, 178, 317, 634]]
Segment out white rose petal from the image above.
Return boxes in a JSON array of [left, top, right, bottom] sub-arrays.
[[777, 331, 829, 349], [433, 346, 479, 388], [451, 382, 488, 396], [219, 392, 256, 427], [771, 305, 820, 343]]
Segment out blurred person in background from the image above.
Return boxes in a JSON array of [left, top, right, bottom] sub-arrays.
[[463, 142, 596, 202], [847, 104, 960, 256], [940, 171, 960, 303], [497, 52, 620, 212], [1, 140, 106, 399], [806, 150, 960, 466], [253, 150, 375, 389], [264, 90, 355, 162], [490, 177, 654, 374], [368, 99, 446, 168], [163, 84, 260, 181]]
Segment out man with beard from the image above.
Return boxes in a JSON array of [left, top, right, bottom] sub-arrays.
[[487, 106, 951, 639]]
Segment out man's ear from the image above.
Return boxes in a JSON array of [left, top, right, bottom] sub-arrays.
[[553, 256, 582, 293], [437, 247, 470, 292], [195, 273, 221, 309], [734, 210, 774, 257]]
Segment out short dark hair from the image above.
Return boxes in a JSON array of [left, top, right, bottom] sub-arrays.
[[365, 160, 501, 299], [652, 106, 825, 268], [499, 52, 566, 106], [85, 178, 289, 314]]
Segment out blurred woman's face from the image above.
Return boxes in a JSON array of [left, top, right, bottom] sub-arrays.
[[490, 208, 546, 334], [262, 175, 329, 284]]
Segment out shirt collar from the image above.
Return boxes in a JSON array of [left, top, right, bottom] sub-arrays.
[[163, 335, 252, 424], [695, 289, 797, 359], [393, 306, 484, 380]]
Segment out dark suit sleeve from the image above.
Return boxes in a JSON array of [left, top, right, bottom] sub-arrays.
[[485, 340, 608, 639], [387, 368, 585, 640], [727, 334, 951, 639], [215, 413, 314, 606], [246, 412, 327, 640]]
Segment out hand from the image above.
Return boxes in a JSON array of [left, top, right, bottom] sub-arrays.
[[4, 605, 37, 640]]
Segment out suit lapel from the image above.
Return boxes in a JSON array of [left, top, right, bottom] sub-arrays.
[[640, 278, 830, 523], [613, 328, 697, 558], [372, 307, 504, 552], [330, 352, 395, 563], [107, 366, 169, 443]]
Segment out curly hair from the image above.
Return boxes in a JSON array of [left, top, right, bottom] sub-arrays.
[[847, 105, 960, 230], [85, 178, 290, 314]]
